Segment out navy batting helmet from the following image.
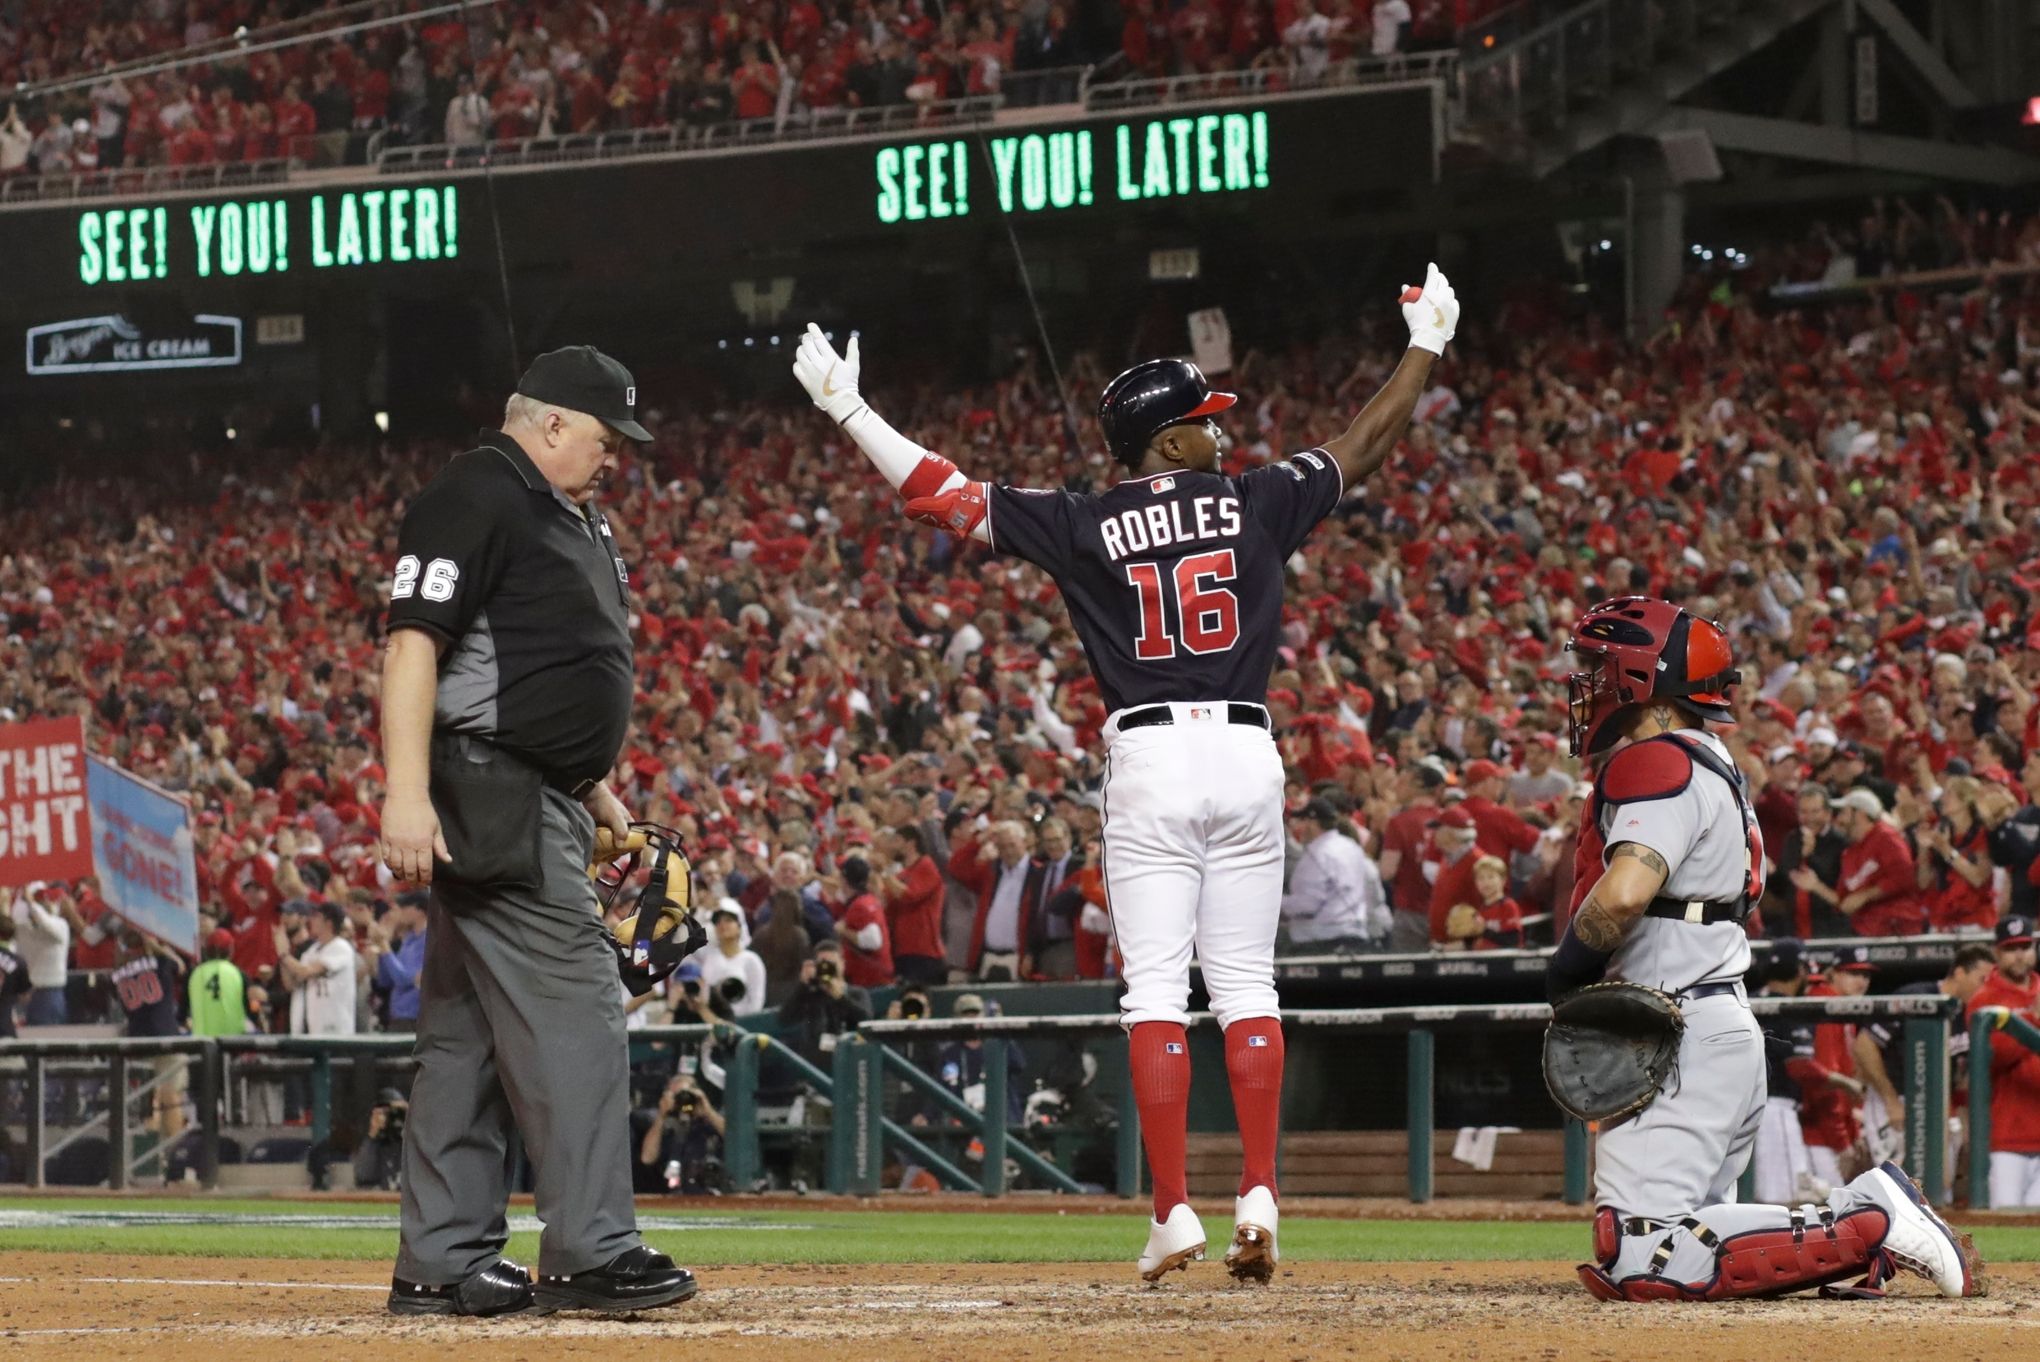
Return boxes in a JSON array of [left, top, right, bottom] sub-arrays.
[[1097, 359, 1236, 467]]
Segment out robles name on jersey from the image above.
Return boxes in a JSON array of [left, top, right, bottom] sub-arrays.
[[1099, 490, 1244, 561]]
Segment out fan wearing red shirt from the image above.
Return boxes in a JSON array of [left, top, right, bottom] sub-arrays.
[[1461, 758, 1541, 858], [1468, 855, 1523, 949], [876, 822, 946, 986], [1376, 762, 1444, 946], [1425, 806, 1487, 945], [830, 856, 893, 988], [273, 78, 316, 156], [730, 44, 781, 120], [1968, 917, 2040, 1207], [1831, 788, 1925, 935], [1918, 778, 1999, 932]]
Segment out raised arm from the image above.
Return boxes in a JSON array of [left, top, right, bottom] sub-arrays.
[[792, 324, 993, 544], [1318, 264, 1459, 487]]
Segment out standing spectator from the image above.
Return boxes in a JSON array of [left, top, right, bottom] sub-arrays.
[[1463, 855, 1523, 950], [374, 891, 429, 1030], [1376, 762, 1444, 948], [1967, 916, 2040, 1207], [1506, 736, 1572, 806], [1781, 782, 1851, 937], [1369, 0, 1411, 57], [730, 43, 782, 121], [273, 77, 317, 157], [109, 930, 188, 1145], [1831, 788, 1926, 936], [1459, 759, 1541, 862], [0, 104, 31, 176], [1282, 0, 1338, 82], [187, 929, 249, 1037], [1918, 775, 2000, 932], [1424, 806, 1485, 946], [29, 111, 74, 173], [829, 857, 893, 989], [11, 885, 71, 1025], [1988, 753, 2040, 919], [443, 71, 488, 146], [0, 914, 30, 1037], [953, 819, 1034, 982], [750, 888, 811, 1005], [696, 906, 767, 1017], [1022, 818, 1079, 979], [89, 71, 131, 168], [877, 823, 947, 986], [1280, 797, 1387, 949], [279, 902, 358, 1036]]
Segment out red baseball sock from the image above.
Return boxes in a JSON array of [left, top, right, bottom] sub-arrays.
[[1225, 1018, 1284, 1197], [1129, 1021, 1191, 1222]]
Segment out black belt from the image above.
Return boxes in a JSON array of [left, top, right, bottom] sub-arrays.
[[436, 732, 597, 800], [550, 773, 599, 800], [1118, 703, 1270, 732], [1643, 895, 1751, 926], [1679, 981, 1741, 1002]]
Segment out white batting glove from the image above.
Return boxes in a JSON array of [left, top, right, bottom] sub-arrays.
[[1400, 262, 1459, 355], [792, 322, 865, 424]]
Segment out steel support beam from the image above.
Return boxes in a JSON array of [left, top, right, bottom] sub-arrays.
[[1854, 0, 1978, 109], [1650, 108, 2040, 185]]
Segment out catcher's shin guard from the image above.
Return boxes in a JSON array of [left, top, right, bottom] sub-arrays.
[[1579, 1205, 1892, 1302]]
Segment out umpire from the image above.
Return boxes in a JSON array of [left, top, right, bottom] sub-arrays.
[[379, 346, 696, 1317]]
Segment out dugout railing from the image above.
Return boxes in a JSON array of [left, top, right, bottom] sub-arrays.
[[1, 995, 1958, 1201]]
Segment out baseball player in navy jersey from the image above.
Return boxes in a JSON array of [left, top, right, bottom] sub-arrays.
[[794, 265, 1460, 1282], [1547, 597, 1979, 1301]]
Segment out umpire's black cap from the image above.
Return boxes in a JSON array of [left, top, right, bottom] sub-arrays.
[[1097, 358, 1235, 466], [516, 345, 652, 442]]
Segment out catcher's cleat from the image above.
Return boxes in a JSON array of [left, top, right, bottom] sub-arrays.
[[1138, 1204, 1206, 1283], [1226, 1185, 1279, 1284], [1862, 1162, 1984, 1298]]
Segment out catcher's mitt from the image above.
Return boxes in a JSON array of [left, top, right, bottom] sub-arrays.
[[1542, 981, 1684, 1123], [1443, 903, 1483, 941], [591, 821, 706, 994]]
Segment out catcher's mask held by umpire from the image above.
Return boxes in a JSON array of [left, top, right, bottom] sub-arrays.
[[1564, 597, 1740, 758], [1097, 358, 1236, 469], [591, 821, 705, 985]]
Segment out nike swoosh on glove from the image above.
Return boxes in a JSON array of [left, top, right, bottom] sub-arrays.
[[1400, 261, 1459, 356], [792, 322, 866, 423]]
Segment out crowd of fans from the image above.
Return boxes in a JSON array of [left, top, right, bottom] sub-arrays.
[[3, 193, 2039, 1068], [0, 0, 1469, 176]]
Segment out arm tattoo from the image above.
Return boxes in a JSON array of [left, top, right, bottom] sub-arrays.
[[1609, 843, 1669, 878], [1572, 892, 1626, 951]]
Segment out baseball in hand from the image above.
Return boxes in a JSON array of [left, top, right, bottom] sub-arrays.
[[1399, 286, 1424, 304]]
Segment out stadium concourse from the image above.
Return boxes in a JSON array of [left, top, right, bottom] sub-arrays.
[[2, 194, 2038, 1039]]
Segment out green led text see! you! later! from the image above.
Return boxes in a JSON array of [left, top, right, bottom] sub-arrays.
[[873, 110, 1269, 224]]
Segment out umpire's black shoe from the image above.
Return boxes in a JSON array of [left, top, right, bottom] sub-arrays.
[[534, 1245, 698, 1313], [387, 1259, 538, 1317]]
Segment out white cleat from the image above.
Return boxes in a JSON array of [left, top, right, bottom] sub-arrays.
[[1137, 1203, 1207, 1283], [1862, 1161, 1983, 1298], [1225, 1185, 1280, 1284]]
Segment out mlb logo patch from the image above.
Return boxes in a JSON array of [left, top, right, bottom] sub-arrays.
[[1165, 1043, 1185, 1055], [1153, 476, 1175, 493], [1190, 706, 1211, 720], [1247, 1035, 1269, 1048]]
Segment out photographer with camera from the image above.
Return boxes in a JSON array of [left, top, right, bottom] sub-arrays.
[[314, 1086, 407, 1191], [639, 1074, 726, 1194], [775, 939, 871, 1069], [696, 906, 766, 1018]]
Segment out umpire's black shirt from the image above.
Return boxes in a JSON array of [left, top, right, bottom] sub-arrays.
[[387, 430, 633, 785]]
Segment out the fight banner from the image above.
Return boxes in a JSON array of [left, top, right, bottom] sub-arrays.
[[0, 715, 94, 886], [85, 756, 199, 954]]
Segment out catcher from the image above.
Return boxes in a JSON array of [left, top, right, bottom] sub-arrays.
[[1544, 597, 1978, 1301]]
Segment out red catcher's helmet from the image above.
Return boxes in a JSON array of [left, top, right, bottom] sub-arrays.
[[1565, 597, 1740, 757]]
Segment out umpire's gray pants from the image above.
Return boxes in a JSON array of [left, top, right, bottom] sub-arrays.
[[396, 787, 641, 1283]]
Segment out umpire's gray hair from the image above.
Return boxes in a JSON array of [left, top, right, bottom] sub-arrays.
[[502, 392, 553, 429]]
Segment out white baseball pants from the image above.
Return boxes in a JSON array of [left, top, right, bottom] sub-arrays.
[[1989, 1151, 2040, 1208], [1101, 705, 1285, 1031]]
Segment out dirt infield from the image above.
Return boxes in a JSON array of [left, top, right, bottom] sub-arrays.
[[1, 1252, 2032, 1361]]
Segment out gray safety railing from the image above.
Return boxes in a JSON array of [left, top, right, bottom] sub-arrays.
[[1082, 50, 1459, 113]]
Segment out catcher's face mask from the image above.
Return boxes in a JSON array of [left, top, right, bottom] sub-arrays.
[[592, 821, 692, 971]]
